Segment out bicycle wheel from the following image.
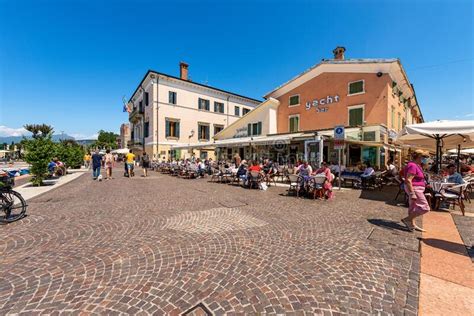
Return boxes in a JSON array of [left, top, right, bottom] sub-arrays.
[[0, 189, 27, 223]]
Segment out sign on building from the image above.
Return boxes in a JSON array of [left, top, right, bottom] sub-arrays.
[[334, 125, 345, 149]]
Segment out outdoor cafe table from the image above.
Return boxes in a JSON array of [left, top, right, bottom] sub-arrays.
[[428, 180, 457, 210]]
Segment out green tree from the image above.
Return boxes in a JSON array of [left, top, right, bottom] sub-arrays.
[[94, 130, 119, 149], [54, 140, 84, 169], [23, 124, 56, 186]]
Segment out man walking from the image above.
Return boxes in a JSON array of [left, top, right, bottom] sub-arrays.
[[141, 152, 150, 177], [125, 150, 135, 178], [91, 149, 102, 180]]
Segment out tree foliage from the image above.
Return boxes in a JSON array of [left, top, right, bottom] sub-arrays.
[[22, 124, 85, 185], [23, 125, 56, 186], [53, 140, 84, 169], [93, 130, 119, 149], [24, 124, 54, 139]]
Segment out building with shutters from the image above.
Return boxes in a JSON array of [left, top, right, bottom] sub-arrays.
[[126, 62, 260, 160], [195, 47, 424, 168], [261, 47, 424, 167]]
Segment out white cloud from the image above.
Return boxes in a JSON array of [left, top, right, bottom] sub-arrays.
[[0, 125, 30, 137], [464, 113, 474, 117], [70, 133, 99, 140]]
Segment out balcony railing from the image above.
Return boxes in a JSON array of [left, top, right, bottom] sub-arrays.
[[129, 106, 144, 122], [127, 140, 143, 148]]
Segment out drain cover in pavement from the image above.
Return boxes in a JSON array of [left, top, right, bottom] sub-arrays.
[[182, 303, 212, 316]]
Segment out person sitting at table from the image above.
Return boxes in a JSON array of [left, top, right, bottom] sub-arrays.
[[236, 160, 248, 184], [314, 161, 334, 199], [360, 162, 375, 187], [195, 158, 206, 178], [446, 163, 465, 184]]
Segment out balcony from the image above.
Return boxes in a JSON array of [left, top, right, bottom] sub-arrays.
[[127, 140, 143, 149], [129, 106, 144, 123]]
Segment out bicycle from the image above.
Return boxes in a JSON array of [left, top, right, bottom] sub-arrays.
[[0, 174, 27, 223]]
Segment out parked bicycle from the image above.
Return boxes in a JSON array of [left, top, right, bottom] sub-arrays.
[[0, 173, 27, 223]]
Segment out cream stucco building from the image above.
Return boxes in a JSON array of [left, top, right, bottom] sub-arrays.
[[127, 62, 260, 160]]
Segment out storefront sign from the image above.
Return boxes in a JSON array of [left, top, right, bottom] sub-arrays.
[[233, 126, 248, 138], [305, 95, 340, 112]]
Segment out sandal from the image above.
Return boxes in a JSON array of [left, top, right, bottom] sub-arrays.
[[414, 225, 426, 232], [401, 218, 414, 232]]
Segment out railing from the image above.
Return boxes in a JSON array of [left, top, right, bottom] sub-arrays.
[[127, 140, 143, 147]]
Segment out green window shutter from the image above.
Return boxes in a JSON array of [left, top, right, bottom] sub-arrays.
[[349, 109, 363, 126], [176, 121, 180, 138], [257, 122, 262, 135], [248, 123, 251, 136], [289, 118, 294, 132], [205, 126, 209, 140], [165, 121, 170, 137]]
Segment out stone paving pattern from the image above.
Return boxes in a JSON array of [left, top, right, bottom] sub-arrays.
[[0, 170, 421, 315], [452, 214, 474, 262]]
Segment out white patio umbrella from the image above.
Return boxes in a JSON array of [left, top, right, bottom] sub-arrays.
[[111, 148, 130, 154], [396, 120, 474, 172]]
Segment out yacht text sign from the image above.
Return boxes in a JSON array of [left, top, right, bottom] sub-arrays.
[[305, 94, 340, 112]]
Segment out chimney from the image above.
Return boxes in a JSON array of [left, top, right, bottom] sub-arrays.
[[179, 61, 189, 80], [332, 46, 346, 60]]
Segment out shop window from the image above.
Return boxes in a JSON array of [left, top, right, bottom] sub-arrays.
[[214, 102, 224, 113], [198, 123, 210, 141], [165, 119, 180, 138], [169, 91, 177, 104], [214, 124, 224, 135], [348, 106, 364, 127], [200, 151, 208, 160], [362, 147, 377, 167], [198, 98, 210, 111], [348, 80, 364, 95], [289, 95, 300, 106], [243, 108, 250, 115], [247, 122, 262, 136], [289, 115, 299, 133], [234, 106, 240, 116]]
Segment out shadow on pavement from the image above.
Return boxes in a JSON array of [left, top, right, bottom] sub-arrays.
[[421, 238, 470, 256], [359, 186, 405, 207], [368, 218, 412, 232]]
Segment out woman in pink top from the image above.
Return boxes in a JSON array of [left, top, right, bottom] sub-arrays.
[[314, 161, 334, 199], [402, 149, 430, 232]]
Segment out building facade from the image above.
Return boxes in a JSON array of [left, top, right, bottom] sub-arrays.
[[119, 123, 131, 149], [210, 47, 424, 168], [127, 62, 259, 160], [263, 47, 423, 167]]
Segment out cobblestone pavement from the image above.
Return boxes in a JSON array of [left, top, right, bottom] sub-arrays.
[[452, 214, 474, 262], [0, 170, 421, 315]]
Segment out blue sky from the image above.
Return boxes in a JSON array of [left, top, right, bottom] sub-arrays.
[[0, 0, 472, 139]]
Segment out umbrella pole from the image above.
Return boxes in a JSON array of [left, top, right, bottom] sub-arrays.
[[436, 136, 441, 174], [457, 144, 461, 173]]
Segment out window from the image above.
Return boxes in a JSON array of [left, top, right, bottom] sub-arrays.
[[247, 122, 262, 136], [363, 131, 376, 141], [289, 115, 299, 133], [144, 121, 149, 138], [198, 98, 210, 111], [139, 100, 143, 112], [348, 106, 364, 127], [289, 95, 300, 106], [214, 102, 224, 113], [145, 92, 149, 106], [348, 80, 365, 95], [242, 108, 251, 115], [234, 106, 240, 116], [169, 91, 177, 104], [391, 106, 395, 128], [165, 119, 180, 138], [198, 123, 210, 141], [214, 124, 224, 135]]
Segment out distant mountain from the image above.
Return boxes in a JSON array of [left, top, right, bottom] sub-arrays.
[[0, 134, 75, 144]]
